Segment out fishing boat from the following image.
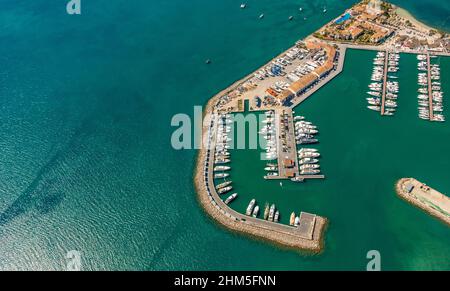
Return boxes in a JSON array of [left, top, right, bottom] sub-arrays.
[[263, 203, 270, 220], [289, 212, 296, 226], [252, 206, 260, 218], [246, 199, 256, 216], [224, 193, 238, 205]]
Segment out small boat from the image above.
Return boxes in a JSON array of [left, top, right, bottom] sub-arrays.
[[214, 173, 229, 179], [268, 204, 276, 221], [300, 164, 320, 170], [367, 105, 381, 111], [290, 212, 296, 226], [240, 3, 246, 9], [298, 148, 318, 153], [299, 158, 319, 165], [259, 14, 264, 19], [294, 216, 300, 226], [252, 206, 260, 218], [214, 166, 230, 171], [300, 169, 321, 175], [246, 199, 256, 216], [291, 176, 305, 183], [224, 193, 238, 205], [218, 186, 233, 195], [297, 138, 318, 145], [264, 166, 278, 171], [216, 181, 232, 189], [215, 158, 230, 164], [263, 203, 270, 220], [274, 211, 280, 222], [289, 16, 294, 21]]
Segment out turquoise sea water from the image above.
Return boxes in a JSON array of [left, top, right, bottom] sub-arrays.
[[0, 0, 449, 270]]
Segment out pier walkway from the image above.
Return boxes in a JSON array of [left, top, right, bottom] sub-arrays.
[[380, 50, 389, 115], [426, 52, 434, 121], [275, 108, 299, 179]]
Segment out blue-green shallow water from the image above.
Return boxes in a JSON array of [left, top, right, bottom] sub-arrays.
[[0, 0, 448, 270]]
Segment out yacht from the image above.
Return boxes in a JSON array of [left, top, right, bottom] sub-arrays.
[[297, 138, 318, 145], [246, 199, 256, 216], [264, 203, 270, 220], [367, 105, 381, 111], [291, 176, 305, 182], [294, 216, 300, 226], [252, 206, 260, 218], [290, 212, 296, 226], [300, 164, 320, 170], [300, 169, 321, 175], [268, 204, 276, 221], [214, 165, 230, 171], [218, 186, 233, 195], [216, 181, 232, 189], [224, 193, 238, 205], [274, 211, 280, 222], [214, 173, 229, 179], [298, 152, 320, 158], [299, 158, 319, 165]]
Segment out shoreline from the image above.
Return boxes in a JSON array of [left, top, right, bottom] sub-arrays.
[[394, 6, 435, 32], [395, 178, 450, 227]]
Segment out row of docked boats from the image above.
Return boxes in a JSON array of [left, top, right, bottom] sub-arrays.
[[245, 199, 260, 218], [262, 203, 279, 222], [294, 116, 318, 145], [416, 54, 445, 122], [289, 212, 301, 227], [213, 114, 238, 205], [366, 51, 399, 115], [261, 111, 279, 179], [298, 148, 321, 175]]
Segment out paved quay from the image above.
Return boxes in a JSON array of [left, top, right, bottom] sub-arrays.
[[396, 178, 450, 226]]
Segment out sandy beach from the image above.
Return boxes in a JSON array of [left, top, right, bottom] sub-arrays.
[[395, 6, 434, 32]]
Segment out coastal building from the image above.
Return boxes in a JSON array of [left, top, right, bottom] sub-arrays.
[[276, 41, 337, 105]]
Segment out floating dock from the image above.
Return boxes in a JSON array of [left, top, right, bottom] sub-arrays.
[[396, 178, 450, 226]]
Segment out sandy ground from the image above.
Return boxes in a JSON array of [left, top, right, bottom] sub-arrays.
[[395, 7, 434, 32]]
